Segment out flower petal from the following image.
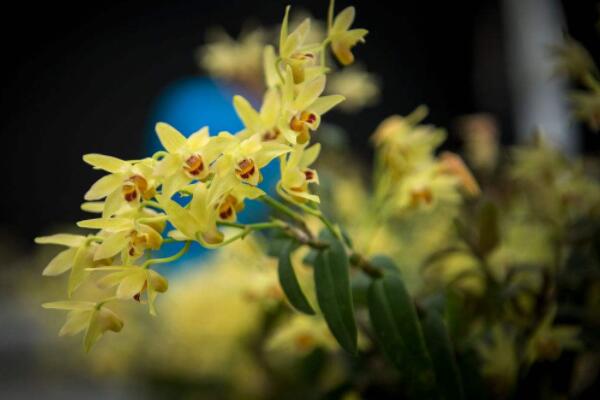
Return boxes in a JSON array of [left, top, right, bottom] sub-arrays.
[[77, 218, 131, 230], [35, 234, 86, 248], [43, 248, 77, 276], [155, 122, 186, 153], [84, 174, 122, 201], [233, 95, 261, 131], [59, 310, 92, 336], [294, 75, 326, 111], [94, 230, 130, 261], [332, 6, 355, 33], [83, 154, 129, 173], [116, 270, 146, 299], [42, 301, 95, 310], [308, 95, 345, 115]]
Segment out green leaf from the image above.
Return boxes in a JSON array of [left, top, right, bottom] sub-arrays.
[[314, 238, 357, 354], [422, 311, 465, 400], [368, 272, 439, 399], [278, 239, 315, 315], [478, 201, 499, 255]]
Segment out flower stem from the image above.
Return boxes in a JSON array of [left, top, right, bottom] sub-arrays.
[[143, 241, 191, 269]]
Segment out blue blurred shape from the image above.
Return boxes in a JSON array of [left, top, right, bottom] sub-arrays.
[[145, 77, 277, 268]]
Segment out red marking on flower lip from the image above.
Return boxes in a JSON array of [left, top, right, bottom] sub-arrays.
[[184, 154, 204, 176], [236, 159, 256, 180], [306, 113, 317, 124], [133, 293, 141, 302], [304, 170, 314, 180]]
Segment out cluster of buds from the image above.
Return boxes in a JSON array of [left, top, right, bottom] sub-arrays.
[[36, 2, 367, 351]]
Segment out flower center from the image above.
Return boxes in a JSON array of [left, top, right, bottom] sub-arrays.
[[122, 175, 149, 202], [410, 188, 433, 207], [183, 154, 205, 177], [217, 195, 242, 220], [236, 158, 256, 180], [262, 127, 281, 141]]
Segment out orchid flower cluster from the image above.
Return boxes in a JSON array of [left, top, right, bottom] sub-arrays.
[[36, 2, 368, 351]]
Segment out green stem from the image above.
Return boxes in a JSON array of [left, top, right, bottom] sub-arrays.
[[259, 194, 306, 224], [143, 241, 191, 269]]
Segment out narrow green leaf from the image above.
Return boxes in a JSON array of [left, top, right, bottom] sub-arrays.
[[368, 273, 439, 399], [422, 311, 465, 400], [314, 238, 357, 354], [278, 239, 315, 315]]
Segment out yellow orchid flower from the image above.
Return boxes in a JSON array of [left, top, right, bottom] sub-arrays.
[[154, 122, 235, 197], [281, 67, 345, 144], [77, 216, 163, 262], [278, 143, 321, 204], [328, 6, 368, 66], [392, 163, 462, 211], [159, 181, 226, 246], [42, 301, 124, 352], [278, 6, 324, 84], [217, 133, 291, 186], [372, 107, 446, 176], [89, 265, 168, 315], [83, 154, 157, 218], [233, 89, 282, 142], [215, 177, 265, 222]]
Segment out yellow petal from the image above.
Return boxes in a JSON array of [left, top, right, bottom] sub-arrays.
[[279, 5, 291, 53], [300, 143, 321, 168], [35, 234, 86, 247], [155, 122, 186, 153], [77, 218, 131, 230], [94, 230, 130, 260], [116, 270, 146, 299], [159, 196, 198, 239], [260, 88, 281, 128], [96, 271, 130, 289], [332, 6, 356, 33], [83, 154, 129, 173], [84, 174, 122, 201], [236, 184, 265, 200], [81, 202, 104, 213], [308, 95, 345, 115], [187, 126, 210, 149], [154, 154, 181, 178], [233, 95, 261, 131], [68, 246, 93, 297], [255, 143, 292, 168], [294, 75, 326, 111], [43, 248, 77, 276], [264, 45, 279, 88], [42, 301, 95, 310], [161, 170, 190, 198], [102, 188, 124, 218], [59, 310, 92, 336]]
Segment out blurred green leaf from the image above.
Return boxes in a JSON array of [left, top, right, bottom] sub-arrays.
[[314, 238, 358, 354], [368, 271, 439, 399], [478, 201, 499, 255], [422, 311, 465, 400], [278, 239, 315, 315]]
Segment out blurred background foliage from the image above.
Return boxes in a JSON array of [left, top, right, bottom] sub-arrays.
[[2, 0, 600, 399]]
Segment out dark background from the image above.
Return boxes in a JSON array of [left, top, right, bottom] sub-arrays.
[[1, 0, 598, 245]]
